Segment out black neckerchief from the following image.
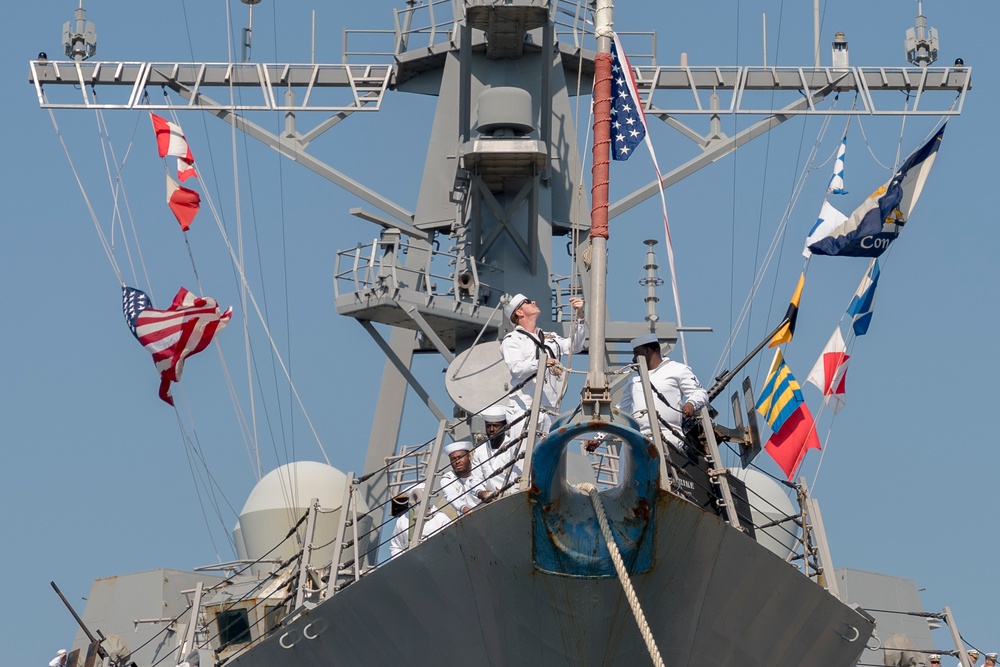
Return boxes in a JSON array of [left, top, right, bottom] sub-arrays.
[[513, 327, 558, 360]]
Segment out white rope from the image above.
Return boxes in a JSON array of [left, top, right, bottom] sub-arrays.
[[580, 482, 666, 667]]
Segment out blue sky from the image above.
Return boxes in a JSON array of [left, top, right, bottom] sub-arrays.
[[3, 1, 997, 664]]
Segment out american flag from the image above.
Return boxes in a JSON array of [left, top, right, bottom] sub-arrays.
[[122, 286, 233, 405], [610, 33, 647, 161]]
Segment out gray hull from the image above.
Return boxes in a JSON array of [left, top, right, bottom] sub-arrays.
[[231, 492, 873, 666]]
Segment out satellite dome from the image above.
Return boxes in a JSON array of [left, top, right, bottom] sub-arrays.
[[728, 467, 800, 559], [234, 461, 371, 574]]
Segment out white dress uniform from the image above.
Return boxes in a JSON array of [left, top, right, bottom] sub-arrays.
[[500, 320, 586, 438], [440, 467, 486, 514], [618, 357, 708, 447], [389, 513, 411, 558], [472, 441, 523, 493], [421, 508, 451, 538], [389, 506, 452, 558]]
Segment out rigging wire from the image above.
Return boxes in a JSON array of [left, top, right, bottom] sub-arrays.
[[53, 88, 251, 554], [46, 109, 123, 283]]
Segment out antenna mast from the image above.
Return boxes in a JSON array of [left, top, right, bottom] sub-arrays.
[[62, 1, 97, 62], [905, 0, 939, 67]]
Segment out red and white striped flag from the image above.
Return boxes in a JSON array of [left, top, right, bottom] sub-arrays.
[[123, 286, 233, 405], [150, 113, 197, 181]]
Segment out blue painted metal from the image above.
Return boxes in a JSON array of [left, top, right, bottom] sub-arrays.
[[530, 420, 660, 577]]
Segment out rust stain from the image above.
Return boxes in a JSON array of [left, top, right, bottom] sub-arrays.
[[631, 498, 651, 521], [646, 443, 660, 459]]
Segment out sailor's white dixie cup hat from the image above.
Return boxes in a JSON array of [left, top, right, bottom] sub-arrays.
[[479, 403, 507, 422], [504, 293, 529, 323], [443, 440, 473, 456], [629, 332, 659, 349]]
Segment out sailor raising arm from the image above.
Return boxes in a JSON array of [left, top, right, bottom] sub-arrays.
[[500, 294, 585, 439]]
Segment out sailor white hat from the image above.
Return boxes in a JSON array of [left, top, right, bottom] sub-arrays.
[[406, 483, 425, 504], [970, 650, 980, 657], [479, 403, 507, 421], [929, 655, 941, 661], [503, 293, 529, 323], [57, 650, 67, 656], [629, 332, 659, 349], [986, 653, 997, 660], [443, 440, 472, 456]]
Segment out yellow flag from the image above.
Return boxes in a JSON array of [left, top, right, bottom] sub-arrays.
[[769, 272, 805, 347]]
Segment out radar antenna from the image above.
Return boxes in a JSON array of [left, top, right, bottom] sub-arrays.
[[62, 1, 97, 62], [905, 0, 939, 67]]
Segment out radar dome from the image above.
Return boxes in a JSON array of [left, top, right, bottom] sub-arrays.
[[729, 467, 799, 559], [234, 461, 372, 574]]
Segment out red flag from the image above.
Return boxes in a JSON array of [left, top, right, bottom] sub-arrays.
[[150, 113, 197, 181], [123, 286, 233, 406], [805, 328, 850, 414], [764, 403, 821, 481], [166, 175, 200, 230]]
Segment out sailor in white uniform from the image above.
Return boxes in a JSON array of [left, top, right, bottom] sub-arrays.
[[617, 332, 708, 449], [957, 649, 979, 667], [439, 441, 487, 515], [500, 293, 586, 442], [389, 484, 451, 557], [472, 403, 519, 495], [387, 490, 412, 558]]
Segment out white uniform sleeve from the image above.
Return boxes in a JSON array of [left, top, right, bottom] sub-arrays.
[[678, 365, 709, 410], [569, 318, 586, 354], [389, 515, 408, 558], [617, 373, 637, 417], [440, 472, 461, 509]]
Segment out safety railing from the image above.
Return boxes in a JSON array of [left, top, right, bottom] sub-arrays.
[[332, 236, 502, 303]]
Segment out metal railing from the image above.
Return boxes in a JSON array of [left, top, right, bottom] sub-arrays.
[[332, 237, 502, 302]]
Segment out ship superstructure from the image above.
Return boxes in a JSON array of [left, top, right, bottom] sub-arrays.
[[29, 1, 974, 666]]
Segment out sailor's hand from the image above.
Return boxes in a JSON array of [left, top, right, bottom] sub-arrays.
[[546, 358, 563, 377], [682, 402, 696, 418], [584, 439, 601, 453], [568, 296, 585, 318]]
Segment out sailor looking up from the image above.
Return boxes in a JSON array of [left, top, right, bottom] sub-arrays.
[[439, 441, 486, 515], [500, 293, 586, 442], [472, 403, 520, 497], [617, 333, 708, 450]]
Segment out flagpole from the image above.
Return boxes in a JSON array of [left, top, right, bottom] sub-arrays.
[[706, 317, 790, 401], [582, 0, 613, 417]]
